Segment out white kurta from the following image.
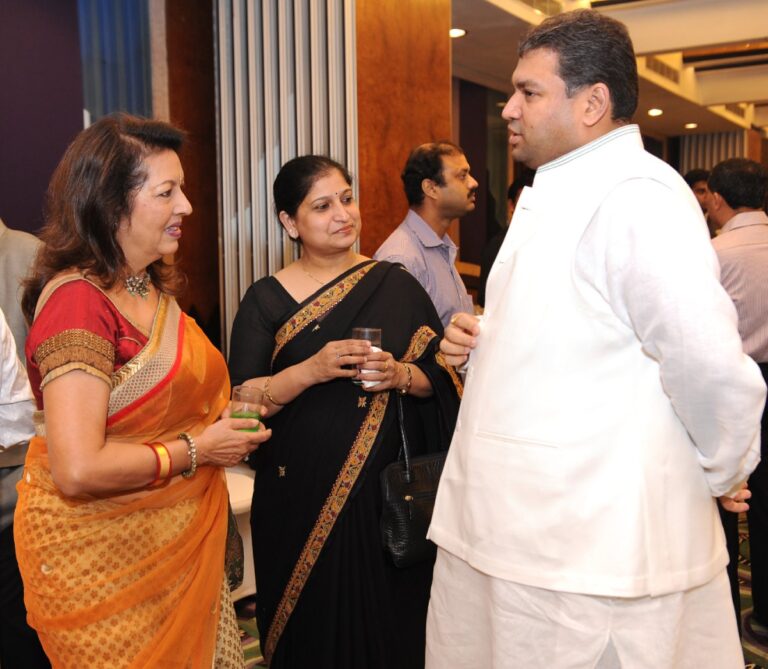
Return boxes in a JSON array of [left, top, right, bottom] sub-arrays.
[[428, 125, 766, 598]]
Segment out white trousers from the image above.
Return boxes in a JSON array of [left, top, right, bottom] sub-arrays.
[[425, 548, 743, 669]]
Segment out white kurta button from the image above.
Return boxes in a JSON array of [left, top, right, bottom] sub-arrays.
[[41, 563, 52, 575]]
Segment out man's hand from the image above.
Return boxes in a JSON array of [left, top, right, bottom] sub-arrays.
[[719, 481, 751, 514], [440, 313, 482, 367]]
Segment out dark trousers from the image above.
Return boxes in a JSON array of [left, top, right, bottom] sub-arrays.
[[0, 524, 50, 668], [720, 504, 741, 630], [748, 362, 768, 623]]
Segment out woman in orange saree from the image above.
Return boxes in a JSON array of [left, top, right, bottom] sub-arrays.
[[14, 114, 270, 669]]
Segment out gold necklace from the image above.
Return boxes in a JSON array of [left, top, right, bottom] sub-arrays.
[[300, 257, 355, 286], [299, 261, 327, 285]]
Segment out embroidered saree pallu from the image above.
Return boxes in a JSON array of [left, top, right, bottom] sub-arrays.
[[15, 276, 237, 669]]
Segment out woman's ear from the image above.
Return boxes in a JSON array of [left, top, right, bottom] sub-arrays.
[[279, 211, 299, 239]]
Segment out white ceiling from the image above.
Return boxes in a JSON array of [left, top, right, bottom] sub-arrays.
[[452, 0, 768, 139]]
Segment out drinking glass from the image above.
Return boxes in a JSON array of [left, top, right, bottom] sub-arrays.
[[230, 385, 263, 431], [351, 327, 382, 387]]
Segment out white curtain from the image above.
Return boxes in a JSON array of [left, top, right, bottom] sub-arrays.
[[214, 0, 358, 352], [679, 131, 746, 174]]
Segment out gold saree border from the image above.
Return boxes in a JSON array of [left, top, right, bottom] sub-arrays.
[[263, 390, 390, 664], [403, 326, 463, 398], [271, 262, 376, 364], [263, 323, 447, 663], [436, 351, 464, 399], [107, 297, 181, 421]]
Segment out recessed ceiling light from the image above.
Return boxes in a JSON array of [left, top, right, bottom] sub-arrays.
[[647, 108, 663, 117], [684, 122, 698, 130], [449, 28, 467, 38]]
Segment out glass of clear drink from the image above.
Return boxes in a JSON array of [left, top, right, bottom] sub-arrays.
[[351, 327, 382, 387]]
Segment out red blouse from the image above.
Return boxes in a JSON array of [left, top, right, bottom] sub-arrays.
[[26, 280, 149, 408]]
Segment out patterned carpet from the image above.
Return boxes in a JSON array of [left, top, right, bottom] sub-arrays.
[[740, 516, 768, 669], [235, 596, 264, 667], [235, 516, 768, 668]]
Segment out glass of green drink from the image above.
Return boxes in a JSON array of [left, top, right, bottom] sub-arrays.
[[230, 385, 263, 432]]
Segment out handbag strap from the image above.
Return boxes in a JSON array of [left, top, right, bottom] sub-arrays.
[[395, 393, 413, 483]]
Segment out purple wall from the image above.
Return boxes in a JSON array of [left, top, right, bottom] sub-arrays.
[[0, 0, 83, 234]]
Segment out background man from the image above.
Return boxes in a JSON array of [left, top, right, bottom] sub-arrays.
[[0, 217, 41, 355], [0, 308, 49, 667], [684, 168, 715, 237], [374, 142, 477, 327], [708, 158, 768, 639], [429, 10, 765, 668], [0, 218, 48, 665]]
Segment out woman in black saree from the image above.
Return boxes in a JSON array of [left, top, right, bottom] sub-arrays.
[[228, 156, 462, 668]]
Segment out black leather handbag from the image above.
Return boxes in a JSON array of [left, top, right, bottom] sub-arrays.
[[380, 393, 446, 568]]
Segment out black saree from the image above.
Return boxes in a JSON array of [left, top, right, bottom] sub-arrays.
[[228, 261, 461, 669]]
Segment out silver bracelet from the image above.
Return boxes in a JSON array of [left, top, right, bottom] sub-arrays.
[[179, 432, 197, 479]]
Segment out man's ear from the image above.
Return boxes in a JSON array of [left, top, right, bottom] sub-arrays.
[[583, 83, 611, 128], [278, 211, 299, 239], [422, 178, 440, 202], [709, 191, 724, 213]]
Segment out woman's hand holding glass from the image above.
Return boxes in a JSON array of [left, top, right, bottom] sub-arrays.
[[309, 339, 372, 383], [356, 347, 406, 392], [194, 409, 271, 468]]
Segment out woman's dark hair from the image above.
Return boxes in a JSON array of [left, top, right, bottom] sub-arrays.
[[273, 155, 352, 220], [22, 113, 186, 323], [519, 9, 638, 122]]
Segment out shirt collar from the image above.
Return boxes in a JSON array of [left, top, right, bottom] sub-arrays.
[[537, 124, 641, 173], [405, 209, 457, 250], [720, 209, 768, 234]]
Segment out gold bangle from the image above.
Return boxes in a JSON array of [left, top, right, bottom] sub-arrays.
[[179, 432, 197, 479], [145, 442, 172, 484], [264, 376, 285, 406], [397, 362, 413, 396]]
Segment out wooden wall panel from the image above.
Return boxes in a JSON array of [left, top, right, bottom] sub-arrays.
[[356, 0, 452, 256], [164, 0, 220, 346]]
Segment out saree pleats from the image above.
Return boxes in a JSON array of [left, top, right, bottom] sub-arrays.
[[15, 287, 233, 669]]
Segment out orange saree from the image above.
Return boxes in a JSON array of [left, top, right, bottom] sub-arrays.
[[14, 277, 235, 668]]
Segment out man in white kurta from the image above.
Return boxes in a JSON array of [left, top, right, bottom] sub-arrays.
[[427, 9, 766, 669]]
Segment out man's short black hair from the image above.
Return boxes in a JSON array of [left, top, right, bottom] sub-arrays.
[[683, 168, 710, 188], [401, 141, 464, 207], [519, 9, 638, 122], [708, 159, 767, 210]]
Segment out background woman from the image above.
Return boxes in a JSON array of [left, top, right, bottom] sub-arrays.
[[15, 113, 271, 669], [228, 155, 462, 668]]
